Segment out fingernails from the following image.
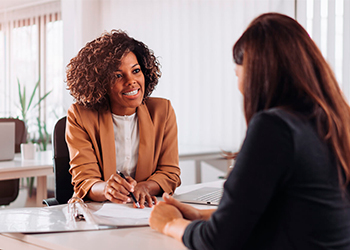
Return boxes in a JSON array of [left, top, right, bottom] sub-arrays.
[[127, 198, 131, 202], [164, 193, 170, 199]]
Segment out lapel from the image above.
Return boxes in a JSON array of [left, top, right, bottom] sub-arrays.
[[99, 110, 117, 181], [134, 103, 155, 181]]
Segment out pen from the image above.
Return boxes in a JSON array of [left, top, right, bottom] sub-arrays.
[[117, 171, 140, 208]]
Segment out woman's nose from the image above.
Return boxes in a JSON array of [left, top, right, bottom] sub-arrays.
[[125, 74, 136, 85]]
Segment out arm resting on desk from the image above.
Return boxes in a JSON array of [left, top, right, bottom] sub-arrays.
[[149, 193, 216, 243]]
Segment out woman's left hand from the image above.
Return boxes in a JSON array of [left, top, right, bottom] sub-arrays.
[[133, 181, 158, 208], [149, 201, 190, 241]]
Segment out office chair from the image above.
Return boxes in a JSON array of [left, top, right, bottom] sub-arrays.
[[43, 116, 74, 206], [0, 118, 27, 206]]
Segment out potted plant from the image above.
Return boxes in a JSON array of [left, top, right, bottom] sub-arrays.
[[17, 77, 52, 196]]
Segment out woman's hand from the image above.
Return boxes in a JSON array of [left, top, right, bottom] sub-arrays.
[[162, 193, 202, 220], [89, 176, 160, 208], [163, 193, 215, 221], [133, 181, 159, 208], [149, 201, 190, 242], [104, 173, 137, 204]]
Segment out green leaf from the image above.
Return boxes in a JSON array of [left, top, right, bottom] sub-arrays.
[[17, 79, 27, 121], [27, 78, 40, 111], [32, 90, 52, 110]]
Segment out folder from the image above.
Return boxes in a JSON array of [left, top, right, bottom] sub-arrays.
[[0, 198, 151, 233]]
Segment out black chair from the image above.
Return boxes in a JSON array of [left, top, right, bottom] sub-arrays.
[[0, 118, 27, 206], [43, 116, 73, 206]]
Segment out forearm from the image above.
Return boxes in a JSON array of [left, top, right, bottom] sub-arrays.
[[199, 209, 216, 221], [87, 181, 107, 201]]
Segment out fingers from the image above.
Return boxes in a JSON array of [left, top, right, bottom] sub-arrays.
[[105, 174, 136, 204], [105, 186, 131, 204], [125, 176, 137, 189], [163, 193, 184, 208], [113, 174, 135, 192], [132, 195, 157, 208], [162, 193, 201, 220]]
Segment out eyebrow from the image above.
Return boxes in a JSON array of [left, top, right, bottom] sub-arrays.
[[115, 63, 140, 71]]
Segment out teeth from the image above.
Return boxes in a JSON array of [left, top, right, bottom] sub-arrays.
[[124, 89, 138, 96]]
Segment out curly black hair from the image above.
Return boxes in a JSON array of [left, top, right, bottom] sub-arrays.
[[66, 30, 161, 110]]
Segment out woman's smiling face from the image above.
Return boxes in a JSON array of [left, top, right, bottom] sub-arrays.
[[109, 52, 145, 116]]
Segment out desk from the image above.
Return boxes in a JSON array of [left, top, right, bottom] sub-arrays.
[[0, 180, 225, 250], [179, 145, 232, 183], [0, 151, 53, 206]]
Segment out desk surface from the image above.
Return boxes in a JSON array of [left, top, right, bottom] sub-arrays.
[[0, 151, 53, 178], [0, 150, 53, 206], [179, 144, 224, 160], [1, 180, 225, 250]]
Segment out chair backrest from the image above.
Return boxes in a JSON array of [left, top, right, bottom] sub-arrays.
[[0, 118, 27, 205], [53, 116, 74, 204]]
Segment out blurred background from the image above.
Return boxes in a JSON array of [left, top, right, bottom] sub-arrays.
[[0, 0, 349, 186]]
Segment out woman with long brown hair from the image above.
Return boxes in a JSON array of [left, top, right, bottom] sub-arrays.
[[149, 13, 350, 249]]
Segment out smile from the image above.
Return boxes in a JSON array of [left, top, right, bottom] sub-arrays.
[[123, 89, 139, 96]]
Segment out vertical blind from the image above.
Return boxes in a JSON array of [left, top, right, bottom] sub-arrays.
[[296, 0, 350, 100], [101, 0, 295, 151], [2, 0, 349, 152]]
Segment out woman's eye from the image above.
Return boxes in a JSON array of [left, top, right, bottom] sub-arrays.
[[133, 68, 140, 74], [116, 74, 122, 78]]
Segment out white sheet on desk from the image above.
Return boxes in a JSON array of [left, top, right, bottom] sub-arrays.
[[86, 202, 151, 226]]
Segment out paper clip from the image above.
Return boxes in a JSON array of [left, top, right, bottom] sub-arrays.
[[68, 197, 87, 222]]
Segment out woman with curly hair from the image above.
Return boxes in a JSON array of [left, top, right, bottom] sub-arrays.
[[65, 30, 180, 208], [149, 13, 350, 249]]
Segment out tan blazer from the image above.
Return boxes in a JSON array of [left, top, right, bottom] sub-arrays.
[[66, 97, 181, 199]]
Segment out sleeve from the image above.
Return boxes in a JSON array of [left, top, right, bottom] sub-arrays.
[[66, 105, 103, 199], [182, 112, 294, 250], [146, 100, 181, 195]]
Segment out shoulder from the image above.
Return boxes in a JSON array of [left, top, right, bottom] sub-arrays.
[[246, 108, 300, 144], [67, 103, 110, 127], [143, 97, 174, 115], [250, 108, 309, 136], [68, 103, 110, 117], [250, 108, 305, 129], [144, 97, 171, 108], [138, 97, 176, 124]]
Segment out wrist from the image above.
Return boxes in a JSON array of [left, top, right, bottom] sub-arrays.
[[163, 218, 191, 242]]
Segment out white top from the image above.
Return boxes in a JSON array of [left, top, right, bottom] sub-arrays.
[[112, 113, 139, 178]]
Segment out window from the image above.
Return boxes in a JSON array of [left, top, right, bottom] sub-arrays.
[[297, 0, 350, 97], [0, 2, 63, 144]]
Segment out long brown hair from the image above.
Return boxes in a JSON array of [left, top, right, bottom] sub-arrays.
[[233, 13, 350, 187]]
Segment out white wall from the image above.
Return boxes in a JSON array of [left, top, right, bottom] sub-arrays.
[[61, 0, 295, 153], [61, 0, 294, 184]]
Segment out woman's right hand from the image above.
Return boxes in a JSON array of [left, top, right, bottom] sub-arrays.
[[104, 173, 137, 204], [162, 193, 211, 221]]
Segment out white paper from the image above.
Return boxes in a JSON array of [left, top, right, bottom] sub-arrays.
[[86, 202, 151, 227]]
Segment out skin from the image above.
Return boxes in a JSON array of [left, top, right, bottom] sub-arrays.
[[87, 52, 161, 208], [149, 193, 216, 241], [149, 63, 244, 241], [235, 64, 244, 94]]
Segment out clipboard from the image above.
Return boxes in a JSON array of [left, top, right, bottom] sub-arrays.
[[0, 197, 150, 233]]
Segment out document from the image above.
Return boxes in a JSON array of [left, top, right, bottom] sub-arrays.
[[0, 202, 150, 233], [87, 202, 151, 227]]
